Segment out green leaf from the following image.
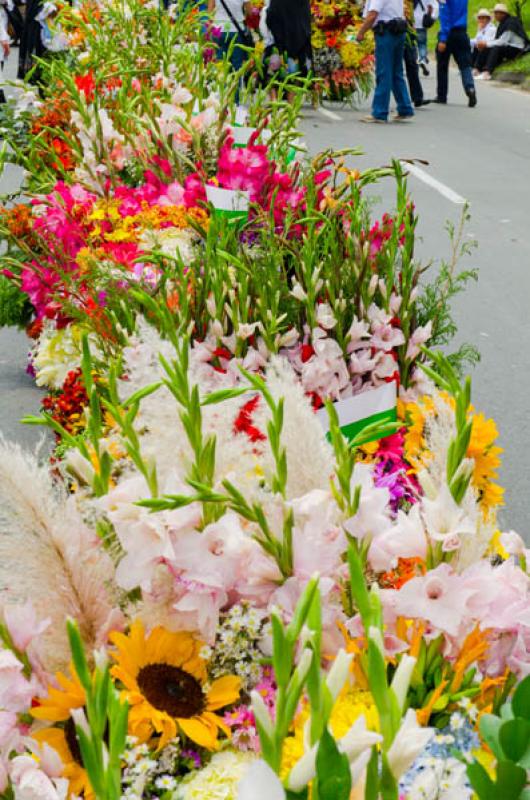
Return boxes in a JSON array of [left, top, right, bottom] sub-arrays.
[[479, 714, 503, 761], [347, 545, 372, 628], [512, 675, 530, 720], [466, 761, 495, 800], [286, 790, 309, 800], [499, 718, 530, 763], [66, 620, 91, 693], [200, 387, 249, 405], [364, 746, 379, 800], [315, 727, 352, 800], [495, 760, 527, 799]]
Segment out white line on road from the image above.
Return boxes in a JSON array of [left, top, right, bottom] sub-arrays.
[[399, 161, 467, 205], [318, 107, 343, 122]]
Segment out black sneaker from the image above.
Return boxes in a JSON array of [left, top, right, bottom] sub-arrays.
[[420, 63, 430, 76], [433, 97, 447, 104], [414, 99, 432, 107], [466, 88, 477, 108]]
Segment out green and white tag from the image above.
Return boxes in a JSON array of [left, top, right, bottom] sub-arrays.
[[231, 125, 273, 148], [205, 185, 250, 224], [317, 382, 397, 444]]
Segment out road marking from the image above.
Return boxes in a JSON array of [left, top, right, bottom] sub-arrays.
[[399, 161, 467, 205], [318, 107, 343, 122]]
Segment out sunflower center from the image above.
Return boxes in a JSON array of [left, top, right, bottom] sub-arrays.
[[137, 663, 205, 718], [65, 717, 84, 767]]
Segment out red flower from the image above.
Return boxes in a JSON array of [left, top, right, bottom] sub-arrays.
[[301, 344, 315, 363], [233, 395, 266, 444], [74, 70, 96, 103]]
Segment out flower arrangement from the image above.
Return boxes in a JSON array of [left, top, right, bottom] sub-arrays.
[[0, 2, 527, 800], [311, 0, 375, 101]]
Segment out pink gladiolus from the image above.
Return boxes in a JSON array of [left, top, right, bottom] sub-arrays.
[[3, 602, 50, 652]]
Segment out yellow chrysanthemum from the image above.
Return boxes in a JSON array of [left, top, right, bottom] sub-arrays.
[[31, 669, 93, 799], [110, 620, 241, 750], [467, 412, 504, 511], [281, 688, 378, 778]]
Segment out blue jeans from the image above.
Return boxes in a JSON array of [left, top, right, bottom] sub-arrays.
[[416, 27, 428, 62], [372, 30, 414, 121]]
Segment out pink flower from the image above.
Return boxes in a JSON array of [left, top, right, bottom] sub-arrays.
[[406, 321, 433, 360], [0, 651, 38, 713], [393, 563, 475, 637], [3, 602, 50, 653], [290, 490, 346, 580], [368, 505, 427, 572], [10, 755, 67, 800]]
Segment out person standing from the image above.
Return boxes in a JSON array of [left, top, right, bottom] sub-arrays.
[[414, 0, 435, 73], [435, 0, 477, 106], [0, 1, 9, 103], [471, 8, 497, 74], [356, 0, 415, 123], [208, 0, 249, 73], [404, 0, 431, 106], [17, 0, 45, 80], [476, 3, 528, 79], [264, 0, 312, 76]]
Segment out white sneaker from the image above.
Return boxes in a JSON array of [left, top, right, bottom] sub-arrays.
[[481, 72, 492, 80]]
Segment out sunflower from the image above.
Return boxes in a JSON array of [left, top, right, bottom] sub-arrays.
[[110, 620, 241, 750], [31, 669, 94, 799]]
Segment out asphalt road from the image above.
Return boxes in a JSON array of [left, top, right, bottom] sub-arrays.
[[299, 68, 530, 536], [1, 55, 529, 534]]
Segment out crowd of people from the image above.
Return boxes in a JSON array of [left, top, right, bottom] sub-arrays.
[[0, 0, 529, 121]]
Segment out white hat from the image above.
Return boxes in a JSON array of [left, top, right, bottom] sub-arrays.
[[493, 3, 510, 13], [476, 7, 492, 16]]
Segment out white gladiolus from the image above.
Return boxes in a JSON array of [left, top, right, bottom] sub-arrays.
[[390, 655, 417, 712], [325, 648, 354, 702], [368, 625, 385, 656], [250, 690, 274, 739], [237, 760, 285, 800], [387, 709, 434, 779], [287, 716, 382, 792]]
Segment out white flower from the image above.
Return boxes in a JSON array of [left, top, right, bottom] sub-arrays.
[[10, 756, 68, 800], [238, 760, 285, 800], [286, 716, 381, 792], [422, 483, 477, 549], [316, 302, 337, 330], [387, 709, 434, 779], [290, 282, 307, 301]]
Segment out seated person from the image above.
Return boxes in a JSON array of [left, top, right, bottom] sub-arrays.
[[476, 2, 529, 79], [471, 9, 496, 74]]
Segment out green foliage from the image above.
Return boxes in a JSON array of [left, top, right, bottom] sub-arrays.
[[420, 349, 474, 509], [67, 620, 129, 800], [314, 728, 352, 800], [417, 207, 480, 375], [0, 276, 32, 329], [467, 674, 530, 799]]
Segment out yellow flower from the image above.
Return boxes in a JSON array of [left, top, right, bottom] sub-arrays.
[[467, 412, 504, 512], [281, 687, 378, 778], [31, 669, 93, 799], [110, 620, 241, 750]]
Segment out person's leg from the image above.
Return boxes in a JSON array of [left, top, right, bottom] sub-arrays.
[[417, 28, 428, 62], [392, 32, 415, 116], [452, 28, 475, 94], [403, 42, 423, 104], [371, 31, 393, 120], [484, 44, 521, 73], [436, 34, 451, 101]]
